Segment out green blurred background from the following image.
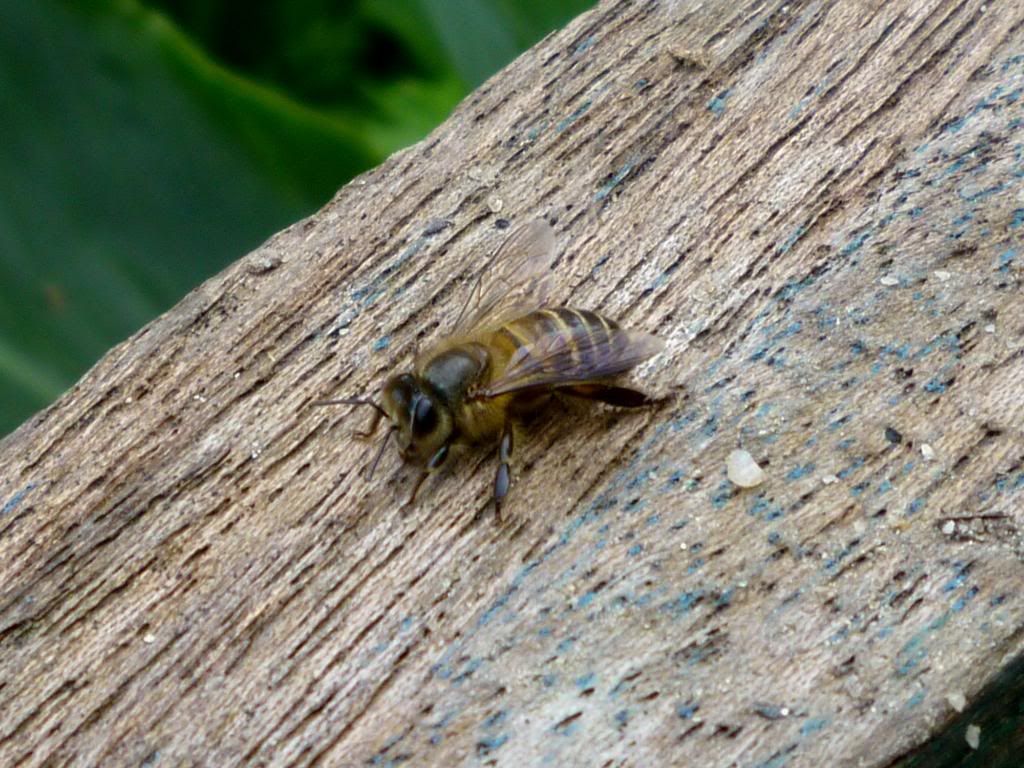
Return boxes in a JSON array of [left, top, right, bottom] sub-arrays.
[[0, 0, 593, 437]]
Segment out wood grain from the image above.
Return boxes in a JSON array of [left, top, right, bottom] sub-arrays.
[[2, 1, 1023, 765]]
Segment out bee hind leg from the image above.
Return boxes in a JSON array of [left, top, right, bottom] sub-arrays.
[[493, 425, 514, 522], [561, 384, 656, 408]]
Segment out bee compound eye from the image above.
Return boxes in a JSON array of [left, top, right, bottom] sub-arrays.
[[412, 396, 437, 435]]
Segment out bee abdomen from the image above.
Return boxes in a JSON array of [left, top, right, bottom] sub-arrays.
[[497, 307, 625, 372]]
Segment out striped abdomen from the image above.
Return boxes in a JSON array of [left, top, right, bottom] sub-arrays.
[[489, 307, 631, 386]]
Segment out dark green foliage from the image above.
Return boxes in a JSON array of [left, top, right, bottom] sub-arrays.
[[0, 0, 592, 436]]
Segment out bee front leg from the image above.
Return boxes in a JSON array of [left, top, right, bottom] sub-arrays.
[[407, 444, 449, 507], [353, 408, 384, 439], [493, 426, 514, 522]]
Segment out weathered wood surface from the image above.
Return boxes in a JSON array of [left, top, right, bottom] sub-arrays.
[[2, 0, 1024, 765]]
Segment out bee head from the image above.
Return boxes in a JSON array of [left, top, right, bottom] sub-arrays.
[[382, 373, 453, 464]]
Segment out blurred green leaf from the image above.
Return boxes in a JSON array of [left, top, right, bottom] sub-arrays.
[[0, 0, 375, 435], [0, 0, 595, 437]]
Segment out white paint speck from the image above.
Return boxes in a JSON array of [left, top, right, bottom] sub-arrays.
[[880, 275, 899, 287], [726, 450, 766, 488], [942, 520, 956, 536], [143, 633, 156, 644], [921, 444, 935, 461], [821, 474, 839, 485], [966, 723, 981, 750], [933, 270, 952, 281], [984, 324, 996, 333]]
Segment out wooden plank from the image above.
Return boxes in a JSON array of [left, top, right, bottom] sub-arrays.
[[2, 0, 1023, 765]]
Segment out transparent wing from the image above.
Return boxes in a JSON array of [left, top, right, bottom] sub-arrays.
[[482, 325, 664, 398], [452, 219, 556, 334]]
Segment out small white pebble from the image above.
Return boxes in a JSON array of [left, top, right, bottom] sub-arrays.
[[942, 520, 956, 536], [984, 324, 995, 333], [821, 474, 839, 485], [727, 450, 766, 488], [143, 633, 156, 644], [947, 691, 966, 712], [934, 270, 951, 281], [965, 723, 981, 750], [921, 444, 935, 461], [880, 275, 899, 286]]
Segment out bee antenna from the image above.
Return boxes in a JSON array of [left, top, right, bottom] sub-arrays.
[[366, 426, 396, 481], [312, 397, 389, 421]]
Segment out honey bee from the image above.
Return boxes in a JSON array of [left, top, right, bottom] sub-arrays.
[[322, 219, 664, 517]]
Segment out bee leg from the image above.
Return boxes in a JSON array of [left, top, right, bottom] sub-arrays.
[[493, 426, 514, 522], [561, 384, 656, 408], [407, 444, 449, 507], [353, 408, 384, 439]]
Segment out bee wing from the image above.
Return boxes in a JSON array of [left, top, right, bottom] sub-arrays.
[[482, 325, 664, 398], [452, 219, 556, 334]]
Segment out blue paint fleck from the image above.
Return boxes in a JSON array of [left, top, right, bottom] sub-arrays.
[[943, 562, 970, 593], [905, 691, 925, 709], [664, 590, 704, 617], [2, 483, 35, 516], [574, 36, 597, 55], [676, 702, 699, 719], [837, 458, 864, 479], [906, 498, 926, 515], [627, 543, 643, 557], [483, 710, 507, 728], [557, 100, 593, 132], [372, 336, 390, 352], [452, 657, 482, 684], [786, 464, 815, 481], [477, 734, 508, 753], [840, 232, 870, 257], [575, 672, 595, 690], [897, 635, 928, 675], [998, 248, 1016, 273], [778, 224, 808, 254], [711, 481, 733, 509], [952, 586, 979, 613], [923, 378, 947, 394], [595, 161, 635, 200], [800, 717, 829, 735], [707, 89, 731, 114]]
